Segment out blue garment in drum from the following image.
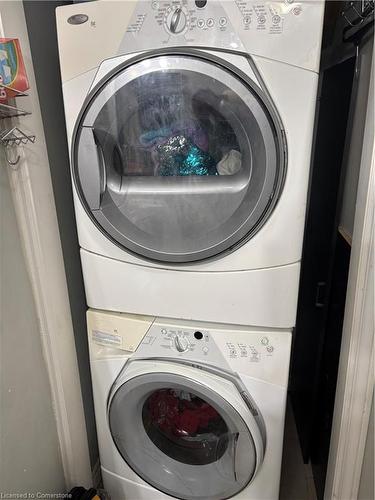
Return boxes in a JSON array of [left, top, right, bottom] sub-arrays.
[[156, 135, 217, 176]]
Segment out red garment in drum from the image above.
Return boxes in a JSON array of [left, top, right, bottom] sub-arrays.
[[148, 389, 219, 436]]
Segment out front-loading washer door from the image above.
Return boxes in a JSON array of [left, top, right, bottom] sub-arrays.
[[72, 49, 285, 263], [107, 361, 264, 500]]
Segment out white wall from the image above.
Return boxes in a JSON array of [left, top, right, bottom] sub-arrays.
[[22, 0, 99, 472], [0, 0, 92, 490], [0, 153, 65, 493]]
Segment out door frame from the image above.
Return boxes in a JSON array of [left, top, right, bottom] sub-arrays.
[[324, 53, 374, 500]]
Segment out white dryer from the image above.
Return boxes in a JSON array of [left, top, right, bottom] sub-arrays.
[[56, 1, 325, 328], [87, 309, 292, 499]]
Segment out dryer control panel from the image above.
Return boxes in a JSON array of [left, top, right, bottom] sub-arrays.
[[123, 0, 307, 39], [120, 0, 244, 53], [57, 0, 324, 85], [118, 0, 324, 72]]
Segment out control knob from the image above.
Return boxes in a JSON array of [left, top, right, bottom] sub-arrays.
[[174, 335, 189, 352], [166, 7, 187, 34]]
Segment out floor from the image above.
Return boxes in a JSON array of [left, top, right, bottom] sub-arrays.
[[280, 400, 317, 500]]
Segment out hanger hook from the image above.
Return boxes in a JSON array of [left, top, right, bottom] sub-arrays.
[[5, 146, 20, 166]]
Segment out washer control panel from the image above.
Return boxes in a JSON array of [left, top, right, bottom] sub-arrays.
[[140, 323, 286, 358], [136, 321, 292, 387], [225, 335, 276, 361], [88, 309, 292, 387], [141, 325, 215, 358]]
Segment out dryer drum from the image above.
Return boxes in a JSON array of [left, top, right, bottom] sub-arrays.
[[73, 50, 286, 263]]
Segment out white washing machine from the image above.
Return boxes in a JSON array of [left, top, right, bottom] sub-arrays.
[[87, 309, 292, 499], [56, 0, 324, 328]]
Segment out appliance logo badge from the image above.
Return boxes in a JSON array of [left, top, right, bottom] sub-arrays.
[[67, 14, 89, 25]]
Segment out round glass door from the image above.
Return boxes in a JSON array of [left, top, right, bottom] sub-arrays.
[[142, 389, 229, 466], [73, 51, 285, 262], [108, 371, 259, 500]]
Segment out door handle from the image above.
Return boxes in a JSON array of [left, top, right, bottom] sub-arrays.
[[76, 127, 106, 210], [232, 432, 240, 482], [315, 281, 327, 308], [93, 132, 107, 197]]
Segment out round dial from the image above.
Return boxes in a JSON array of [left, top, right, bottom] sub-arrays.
[[165, 6, 188, 34], [174, 335, 189, 352]]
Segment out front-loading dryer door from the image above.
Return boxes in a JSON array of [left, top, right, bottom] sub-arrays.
[[73, 49, 285, 263], [107, 359, 265, 500]]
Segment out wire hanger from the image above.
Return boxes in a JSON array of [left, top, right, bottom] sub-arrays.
[[0, 127, 36, 166]]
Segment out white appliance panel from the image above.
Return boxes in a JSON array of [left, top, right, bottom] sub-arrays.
[[82, 249, 300, 328], [87, 309, 291, 500]]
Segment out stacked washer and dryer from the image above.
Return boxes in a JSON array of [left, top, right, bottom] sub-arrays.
[[56, 1, 324, 498]]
